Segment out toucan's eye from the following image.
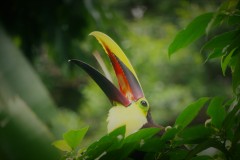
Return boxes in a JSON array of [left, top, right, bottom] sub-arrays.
[[141, 100, 148, 107]]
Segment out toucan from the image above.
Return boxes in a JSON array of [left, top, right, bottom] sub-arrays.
[[69, 31, 162, 136]]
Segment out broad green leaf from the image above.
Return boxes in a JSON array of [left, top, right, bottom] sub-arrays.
[[228, 13, 240, 25], [219, 0, 239, 11], [63, 127, 88, 149], [185, 139, 226, 160], [52, 140, 72, 152], [176, 125, 213, 145], [205, 48, 223, 62], [161, 127, 179, 141], [108, 125, 126, 137], [168, 149, 189, 160], [86, 126, 125, 152], [107, 126, 126, 151], [232, 143, 240, 159], [201, 30, 239, 53], [124, 128, 160, 143], [232, 54, 240, 94], [223, 99, 239, 141], [206, 12, 225, 34], [228, 33, 240, 53], [0, 26, 61, 126], [107, 142, 138, 159], [207, 0, 239, 32], [140, 138, 165, 152], [206, 0, 239, 33], [191, 155, 214, 160], [207, 97, 226, 128], [81, 126, 125, 160], [168, 13, 213, 56], [98, 128, 160, 160], [0, 80, 60, 160], [174, 98, 209, 129], [221, 49, 235, 76], [81, 141, 109, 159], [144, 152, 162, 160]]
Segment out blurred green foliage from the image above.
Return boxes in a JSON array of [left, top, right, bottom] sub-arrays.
[[55, 0, 240, 159], [0, 0, 233, 159]]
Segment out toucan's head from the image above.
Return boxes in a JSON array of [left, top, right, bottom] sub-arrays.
[[69, 31, 150, 136]]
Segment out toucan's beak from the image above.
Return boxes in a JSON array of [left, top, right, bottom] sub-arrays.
[[69, 31, 144, 107]]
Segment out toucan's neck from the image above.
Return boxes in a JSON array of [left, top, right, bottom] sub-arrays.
[[107, 104, 147, 136]]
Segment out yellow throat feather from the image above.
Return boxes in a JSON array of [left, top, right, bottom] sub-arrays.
[[107, 102, 148, 136]]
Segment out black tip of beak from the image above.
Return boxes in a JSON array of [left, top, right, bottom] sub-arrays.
[[69, 59, 131, 106]]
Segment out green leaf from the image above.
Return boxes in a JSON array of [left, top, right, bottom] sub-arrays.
[[221, 49, 235, 76], [98, 128, 161, 160], [0, 26, 61, 125], [107, 126, 126, 151], [191, 155, 214, 160], [161, 127, 179, 141], [177, 125, 213, 145], [223, 99, 239, 141], [202, 30, 239, 53], [185, 139, 227, 160], [108, 125, 126, 137], [168, 13, 213, 56], [0, 26, 61, 160], [204, 48, 223, 62], [168, 149, 189, 160], [207, 0, 239, 33], [140, 138, 165, 152], [175, 98, 209, 129], [63, 127, 88, 149], [228, 13, 240, 25], [81, 126, 125, 160], [0, 87, 60, 160], [111, 128, 161, 159], [124, 128, 161, 143], [52, 140, 72, 152], [206, 12, 225, 34], [232, 54, 240, 94], [207, 97, 226, 128], [219, 0, 239, 11]]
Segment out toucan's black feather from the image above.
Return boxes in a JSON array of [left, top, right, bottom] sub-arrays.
[[69, 59, 131, 106]]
